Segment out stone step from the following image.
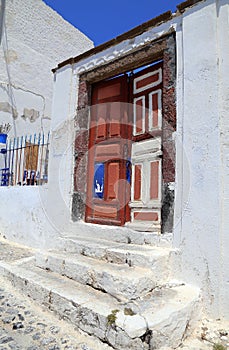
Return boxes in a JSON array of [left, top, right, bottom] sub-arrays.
[[35, 250, 168, 301], [0, 260, 200, 350], [60, 223, 172, 247], [57, 235, 174, 269]]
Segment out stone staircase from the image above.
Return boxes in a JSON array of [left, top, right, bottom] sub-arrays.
[[0, 232, 201, 350]]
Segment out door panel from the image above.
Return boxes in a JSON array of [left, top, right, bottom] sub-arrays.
[[128, 62, 163, 232], [149, 90, 162, 130], [134, 164, 142, 201], [134, 211, 159, 221], [98, 82, 121, 100], [86, 75, 130, 226], [94, 205, 117, 219], [133, 68, 162, 94], [95, 143, 121, 161], [107, 162, 120, 200], [109, 103, 121, 137], [133, 97, 145, 135], [96, 104, 107, 139], [150, 161, 159, 200]]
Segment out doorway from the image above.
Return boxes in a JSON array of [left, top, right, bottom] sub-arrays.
[[86, 62, 163, 230]]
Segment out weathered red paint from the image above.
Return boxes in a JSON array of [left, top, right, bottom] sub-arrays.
[[134, 212, 159, 221], [151, 92, 159, 128], [135, 71, 161, 91], [134, 164, 142, 201], [107, 162, 120, 199], [150, 161, 159, 200]]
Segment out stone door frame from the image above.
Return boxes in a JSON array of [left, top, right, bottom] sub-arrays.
[[72, 32, 176, 233]]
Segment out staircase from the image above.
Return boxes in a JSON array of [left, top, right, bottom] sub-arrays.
[[0, 232, 201, 350]]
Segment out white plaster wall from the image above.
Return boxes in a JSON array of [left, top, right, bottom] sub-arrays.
[[43, 65, 78, 231], [217, 0, 229, 319], [174, 0, 229, 319], [0, 0, 93, 138], [0, 0, 93, 245], [0, 186, 58, 248], [0, 65, 79, 248]]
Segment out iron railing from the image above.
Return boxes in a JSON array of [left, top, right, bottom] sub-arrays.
[[0, 132, 50, 186]]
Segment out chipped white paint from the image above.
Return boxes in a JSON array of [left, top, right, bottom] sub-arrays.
[[73, 21, 178, 75], [131, 156, 161, 206]]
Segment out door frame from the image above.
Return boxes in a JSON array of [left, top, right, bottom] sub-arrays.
[[72, 32, 176, 233]]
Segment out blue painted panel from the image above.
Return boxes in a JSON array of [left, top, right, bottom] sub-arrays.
[[93, 163, 104, 199], [126, 160, 131, 184], [0, 134, 7, 144]]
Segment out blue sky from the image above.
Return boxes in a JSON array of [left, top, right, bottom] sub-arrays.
[[43, 0, 179, 46]]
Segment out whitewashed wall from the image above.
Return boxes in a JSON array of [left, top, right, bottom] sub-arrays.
[[0, 0, 93, 137], [218, 0, 229, 321], [0, 65, 80, 249], [0, 0, 93, 247], [174, 0, 229, 319]]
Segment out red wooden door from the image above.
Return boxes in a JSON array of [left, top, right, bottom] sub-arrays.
[[86, 75, 130, 226]]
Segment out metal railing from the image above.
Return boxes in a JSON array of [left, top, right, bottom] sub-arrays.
[[0, 132, 50, 186]]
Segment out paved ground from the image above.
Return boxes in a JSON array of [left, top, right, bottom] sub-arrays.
[[0, 237, 112, 350], [0, 275, 113, 350], [0, 236, 228, 350]]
